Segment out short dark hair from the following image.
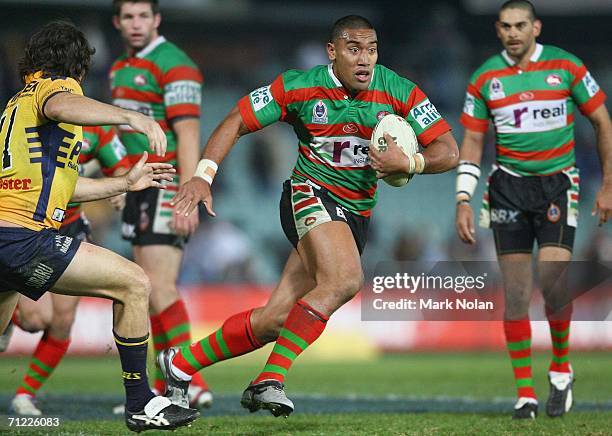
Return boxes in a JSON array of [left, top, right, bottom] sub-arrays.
[[499, 0, 537, 21], [113, 0, 159, 16], [18, 20, 95, 83], [330, 15, 374, 42]]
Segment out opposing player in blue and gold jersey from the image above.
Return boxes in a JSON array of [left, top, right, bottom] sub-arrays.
[[0, 21, 198, 432]]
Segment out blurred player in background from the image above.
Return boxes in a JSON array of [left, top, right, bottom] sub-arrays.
[[110, 0, 211, 409], [10, 125, 130, 415], [163, 15, 458, 417], [455, 0, 611, 419], [0, 21, 199, 431]]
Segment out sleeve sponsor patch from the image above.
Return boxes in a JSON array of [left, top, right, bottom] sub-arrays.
[[249, 85, 273, 112], [463, 92, 476, 117], [164, 80, 202, 106], [109, 135, 127, 161], [582, 72, 600, 98], [410, 99, 442, 129]]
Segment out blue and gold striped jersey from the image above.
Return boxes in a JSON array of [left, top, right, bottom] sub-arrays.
[[0, 72, 83, 231]]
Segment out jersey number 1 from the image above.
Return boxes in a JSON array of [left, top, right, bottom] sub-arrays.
[[0, 106, 17, 171]]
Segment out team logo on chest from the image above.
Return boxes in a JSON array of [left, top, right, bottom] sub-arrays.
[[343, 123, 358, 134], [376, 110, 390, 121], [546, 74, 562, 87], [312, 100, 328, 124], [134, 74, 148, 86], [489, 78, 505, 100]]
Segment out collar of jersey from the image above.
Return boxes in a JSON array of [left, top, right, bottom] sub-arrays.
[[326, 63, 376, 90], [134, 36, 166, 59], [501, 43, 543, 67]]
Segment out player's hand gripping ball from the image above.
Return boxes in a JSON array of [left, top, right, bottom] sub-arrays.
[[370, 114, 419, 187]]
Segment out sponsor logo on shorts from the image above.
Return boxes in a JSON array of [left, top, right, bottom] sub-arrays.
[[547, 203, 561, 223], [343, 123, 358, 134], [336, 206, 346, 220], [489, 78, 505, 100], [519, 92, 534, 101], [490, 208, 519, 224], [546, 74, 562, 86], [410, 99, 442, 129], [305, 216, 316, 226], [0, 178, 32, 190], [54, 235, 73, 253], [25, 263, 54, 289], [376, 110, 390, 121], [312, 100, 328, 124]]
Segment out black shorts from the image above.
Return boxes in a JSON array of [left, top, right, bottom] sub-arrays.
[[0, 227, 81, 301], [121, 182, 186, 249], [279, 179, 369, 254], [487, 167, 579, 254], [60, 213, 92, 242]]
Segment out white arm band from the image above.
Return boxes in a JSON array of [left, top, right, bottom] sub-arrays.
[[455, 160, 481, 202], [194, 159, 218, 185]]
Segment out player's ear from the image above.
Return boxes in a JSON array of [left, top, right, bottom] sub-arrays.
[[494, 21, 502, 39], [112, 15, 121, 30], [327, 42, 336, 61], [532, 19, 542, 37], [154, 13, 161, 29]]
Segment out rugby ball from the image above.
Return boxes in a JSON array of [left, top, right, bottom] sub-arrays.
[[371, 114, 419, 187]]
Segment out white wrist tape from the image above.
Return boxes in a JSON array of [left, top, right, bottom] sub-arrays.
[[194, 159, 218, 185], [407, 153, 426, 174], [456, 160, 481, 202]]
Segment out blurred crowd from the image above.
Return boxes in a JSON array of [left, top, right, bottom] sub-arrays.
[[1, 2, 611, 284]]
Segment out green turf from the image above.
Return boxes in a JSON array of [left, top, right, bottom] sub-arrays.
[[1, 352, 611, 434]]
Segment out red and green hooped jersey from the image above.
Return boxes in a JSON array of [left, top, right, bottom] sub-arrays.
[[110, 36, 203, 168], [461, 44, 606, 176], [63, 125, 130, 226], [238, 64, 451, 216]]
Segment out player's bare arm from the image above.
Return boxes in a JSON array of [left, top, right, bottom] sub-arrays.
[[587, 104, 612, 224], [172, 117, 201, 236], [72, 152, 174, 202], [171, 106, 250, 217], [455, 129, 486, 245], [44, 92, 167, 156]]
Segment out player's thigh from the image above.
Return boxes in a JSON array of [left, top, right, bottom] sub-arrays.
[[0, 291, 19, 333], [52, 241, 148, 300], [297, 220, 362, 289], [17, 293, 53, 331]]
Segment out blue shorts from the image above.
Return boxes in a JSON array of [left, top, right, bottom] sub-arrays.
[[0, 227, 81, 301]]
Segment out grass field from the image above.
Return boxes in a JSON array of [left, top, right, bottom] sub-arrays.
[[1, 352, 611, 435]]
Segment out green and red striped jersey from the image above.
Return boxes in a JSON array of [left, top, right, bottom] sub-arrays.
[[238, 64, 451, 216], [110, 36, 203, 168], [63, 125, 130, 226], [461, 44, 606, 176]]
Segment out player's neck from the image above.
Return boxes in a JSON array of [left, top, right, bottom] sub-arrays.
[[510, 41, 537, 70]]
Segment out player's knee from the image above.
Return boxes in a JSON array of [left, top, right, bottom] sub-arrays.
[[328, 270, 364, 302], [18, 313, 48, 333]]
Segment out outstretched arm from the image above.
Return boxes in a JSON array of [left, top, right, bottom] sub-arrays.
[[72, 153, 175, 202], [171, 106, 251, 217], [44, 92, 167, 157], [587, 105, 612, 225]]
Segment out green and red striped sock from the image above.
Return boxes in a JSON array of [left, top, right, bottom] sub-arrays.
[[546, 305, 572, 373], [16, 331, 70, 397], [159, 299, 210, 390], [150, 313, 167, 393], [253, 300, 328, 384], [504, 318, 536, 400], [172, 309, 262, 376]]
